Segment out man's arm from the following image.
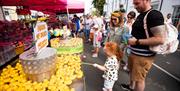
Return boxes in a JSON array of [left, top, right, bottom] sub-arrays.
[[128, 10, 165, 46], [128, 25, 165, 46], [138, 25, 165, 45]]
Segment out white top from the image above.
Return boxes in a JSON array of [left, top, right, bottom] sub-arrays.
[[84, 18, 93, 30], [103, 56, 119, 81], [125, 20, 135, 34], [93, 17, 104, 28]]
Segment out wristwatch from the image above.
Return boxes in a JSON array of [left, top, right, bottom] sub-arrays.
[[136, 39, 140, 45]]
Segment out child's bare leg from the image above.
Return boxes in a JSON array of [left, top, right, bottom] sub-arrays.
[[95, 47, 99, 54], [102, 88, 112, 91], [107, 89, 112, 91]]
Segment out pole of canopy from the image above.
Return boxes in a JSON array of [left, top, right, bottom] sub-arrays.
[[66, 6, 69, 21], [1, 6, 5, 20]]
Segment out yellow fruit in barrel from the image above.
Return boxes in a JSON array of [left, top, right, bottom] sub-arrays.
[[76, 71, 83, 79], [71, 88, 75, 91]]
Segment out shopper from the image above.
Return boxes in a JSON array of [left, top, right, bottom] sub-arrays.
[[92, 25, 102, 58], [106, 11, 130, 71], [166, 13, 173, 24], [120, 0, 165, 91], [177, 20, 180, 49], [122, 11, 136, 71], [125, 11, 136, 34], [83, 15, 93, 42], [93, 42, 123, 91], [72, 15, 80, 36], [106, 11, 129, 54], [119, 4, 127, 23]]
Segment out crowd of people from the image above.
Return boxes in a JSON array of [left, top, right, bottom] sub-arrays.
[[46, 0, 179, 91], [82, 0, 179, 91]]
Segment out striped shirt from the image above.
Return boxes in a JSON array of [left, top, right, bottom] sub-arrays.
[[131, 9, 164, 57]]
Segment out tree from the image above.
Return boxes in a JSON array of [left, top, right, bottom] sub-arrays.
[[92, 0, 105, 16]]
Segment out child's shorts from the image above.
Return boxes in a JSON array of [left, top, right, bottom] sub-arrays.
[[104, 80, 115, 89]]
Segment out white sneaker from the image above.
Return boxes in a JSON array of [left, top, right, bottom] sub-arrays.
[[123, 65, 128, 70], [92, 53, 98, 57], [123, 65, 129, 72], [102, 88, 107, 91], [88, 39, 91, 42], [83, 55, 86, 58]]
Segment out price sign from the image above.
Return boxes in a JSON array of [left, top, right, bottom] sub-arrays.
[[34, 22, 48, 53]]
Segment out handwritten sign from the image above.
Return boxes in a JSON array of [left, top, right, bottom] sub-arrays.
[[34, 22, 48, 53]]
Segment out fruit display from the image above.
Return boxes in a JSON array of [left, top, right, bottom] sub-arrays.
[[0, 20, 33, 66], [50, 38, 60, 48], [51, 38, 83, 54], [0, 54, 83, 91], [53, 28, 71, 38], [15, 41, 25, 55]]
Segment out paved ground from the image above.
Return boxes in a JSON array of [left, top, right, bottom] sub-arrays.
[[155, 51, 180, 78], [0, 42, 179, 91], [82, 43, 180, 91]]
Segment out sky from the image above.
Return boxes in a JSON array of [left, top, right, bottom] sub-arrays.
[[84, 0, 94, 14], [74, 0, 93, 16]]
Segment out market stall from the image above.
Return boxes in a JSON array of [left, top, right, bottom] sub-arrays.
[[0, 20, 85, 91], [0, 0, 67, 6], [29, 0, 84, 13], [0, 0, 86, 90], [0, 20, 33, 66]]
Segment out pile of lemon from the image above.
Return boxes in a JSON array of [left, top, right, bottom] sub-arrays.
[[0, 54, 83, 91]]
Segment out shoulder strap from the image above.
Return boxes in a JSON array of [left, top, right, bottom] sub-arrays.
[[143, 10, 153, 38]]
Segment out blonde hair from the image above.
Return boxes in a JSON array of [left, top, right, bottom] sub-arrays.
[[110, 11, 124, 27]]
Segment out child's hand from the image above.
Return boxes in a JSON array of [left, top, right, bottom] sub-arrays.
[[93, 63, 98, 67], [93, 63, 107, 71]]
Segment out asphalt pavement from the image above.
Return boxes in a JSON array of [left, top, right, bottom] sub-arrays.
[[82, 43, 180, 91]]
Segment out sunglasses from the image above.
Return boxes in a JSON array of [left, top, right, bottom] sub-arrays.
[[111, 18, 118, 21], [127, 16, 133, 19]]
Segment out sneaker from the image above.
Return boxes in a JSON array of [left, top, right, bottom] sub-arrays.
[[120, 84, 133, 91], [123, 65, 129, 72], [92, 53, 98, 57], [88, 39, 91, 42], [102, 88, 107, 91]]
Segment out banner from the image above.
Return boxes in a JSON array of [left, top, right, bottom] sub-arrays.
[[34, 22, 48, 53]]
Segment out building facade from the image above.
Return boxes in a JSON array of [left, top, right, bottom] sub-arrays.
[[126, 0, 180, 26], [104, 0, 127, 18]]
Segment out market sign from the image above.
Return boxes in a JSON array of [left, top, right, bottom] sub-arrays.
[[34, 22, 48, 53]]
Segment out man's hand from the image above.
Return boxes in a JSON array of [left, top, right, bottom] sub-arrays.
[[128, 37, 137, 45]]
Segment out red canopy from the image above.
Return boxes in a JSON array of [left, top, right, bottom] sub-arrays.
[[0, 0, 84, 13], [16, 8, 31, 15], [0, 0, 67, 6], [30, 0, 84, 13]]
